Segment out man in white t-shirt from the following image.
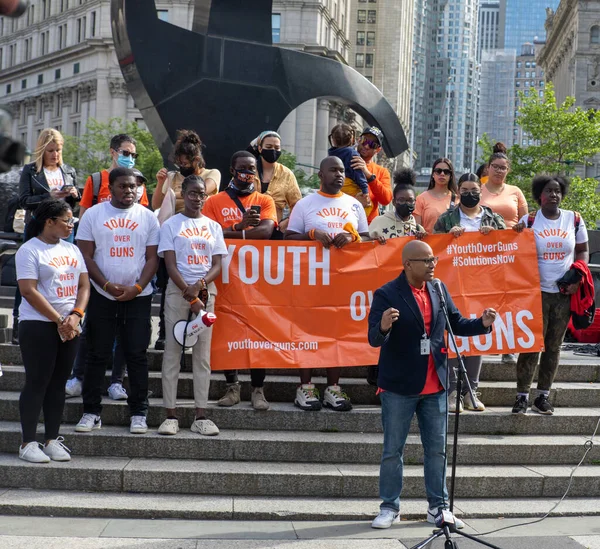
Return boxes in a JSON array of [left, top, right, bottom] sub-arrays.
[[74, 167, 160, 435], [285, 156, 371, 412]]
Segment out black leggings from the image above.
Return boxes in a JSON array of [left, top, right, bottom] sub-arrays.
[[19, 320, 80, 443], [225, 369, 266, 388]]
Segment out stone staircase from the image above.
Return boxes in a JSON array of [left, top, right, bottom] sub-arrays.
[[0, 343, 599, 522]]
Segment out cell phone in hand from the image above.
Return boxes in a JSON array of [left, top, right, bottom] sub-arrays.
[[250, 205, 262, 215]]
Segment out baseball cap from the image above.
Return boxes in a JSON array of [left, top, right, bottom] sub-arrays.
[[132, 168, 147, 184], [360, 126, 384, 145]]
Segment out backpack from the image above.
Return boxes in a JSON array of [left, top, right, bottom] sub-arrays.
[[90, 172, 102, 206], [526, 210, 581, 235], [3, 197, 22, 233]]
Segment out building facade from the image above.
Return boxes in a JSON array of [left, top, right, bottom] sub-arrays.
[[499, 0, 560, 50], [478, 1, 501, 60]]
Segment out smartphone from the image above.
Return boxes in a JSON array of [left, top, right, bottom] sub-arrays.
[[62, 184, 74, 190], [250, 205, 262, 215]]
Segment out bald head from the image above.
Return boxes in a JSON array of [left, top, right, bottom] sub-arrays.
[[319, 156, 345, 194], [402, 240, 433, 262]]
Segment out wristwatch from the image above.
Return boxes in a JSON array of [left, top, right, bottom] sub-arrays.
[[367, 173, 376, 183], [56, 315, 66, 324]]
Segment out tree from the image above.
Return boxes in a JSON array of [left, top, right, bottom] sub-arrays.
[[62, 118, 163, 192], [478, 84, 600, 227], [279, 150, 320, 191]]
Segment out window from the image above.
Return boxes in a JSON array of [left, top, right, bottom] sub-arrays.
[[9, 44, 16, 67], [72, 121, 80, 137], [55, 68, 61, 80], [355, 53, 364, 67], [357, 10, 366, 23], [365, 75, 373, 81], [77, 18, 83, 43], [157, 9, 169, 22], [37, 100, 43, 121], [21, 79, 27, 90], [516, 71, 521, 78], [91, 11, 96, 37], [40, 31, 49, 55], [365, 53, 374, 68], [539, 90, 544, 98], [74, 89, 81, 113], [0, 48, 2, 71], [60, 0, 66, 12], [540, 80, 545, 87], [367, 31, 375, 46], [517, 61, 522, 68], [55, 95, 62, 117], [24, 37, 32, 61], [526, 71, 530, 78], [356, 31, 365, 45], [367, 10, 376, 23], [73, 62, 80, 74], [6, 84, 11, 94], [592, 25, 600, 44], [272, 13, 281, 43], [38, 74, 43, 85]]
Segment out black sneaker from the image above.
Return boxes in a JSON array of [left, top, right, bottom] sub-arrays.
[[154, 339, 165, 351], [511, 395, 528, 414], [366, 366, 379, 386], [532, 394, 554, 415]]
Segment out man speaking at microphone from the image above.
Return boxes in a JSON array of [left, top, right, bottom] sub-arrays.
[[368, 240, 496, 529]]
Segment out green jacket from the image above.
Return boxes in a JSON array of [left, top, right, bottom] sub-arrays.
[[433, 205, 506, 234]]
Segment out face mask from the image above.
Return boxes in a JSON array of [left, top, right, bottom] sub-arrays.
[[395, 203, 415, 219], [260, 149, 282, 164], [179, 166, 195, 178], [231, 170, 256, 195], [460, 192, 480, 208], [136, 186, 144, 202], [117, 153, 135, 169]]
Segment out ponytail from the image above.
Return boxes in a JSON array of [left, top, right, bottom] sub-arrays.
[[25, 199, 71, 241]]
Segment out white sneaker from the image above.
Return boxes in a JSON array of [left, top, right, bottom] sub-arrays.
[[65, 377, 82, 397], [323, 384, 352, 411], [294, 384, 322, 411], [371, 509, 400, 529], [463, 391, 486, 411], [502, 353, 517, 364], [107, 383, 128, 400], [157, 418, 179, 436], [43, 437, 71, 461], [191, 418, 220, 436], [448, 391, 463, 413], [19, 442, 50, 463], [75, 413, 102, 432], [427, 507, 465, 529], [130, 415, 148, 434]]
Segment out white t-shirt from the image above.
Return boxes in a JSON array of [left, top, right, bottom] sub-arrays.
[[521, 210, 588, 293], [76, 202, 160, 299], [459, 209, 483, 233], [16, 238, 87, 322], [158, 214, 228, 285], [44, 167, 65, 191], [287, 192, 368, 236]]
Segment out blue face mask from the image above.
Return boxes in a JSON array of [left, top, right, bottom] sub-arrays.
[[117, 153, 135, 169]]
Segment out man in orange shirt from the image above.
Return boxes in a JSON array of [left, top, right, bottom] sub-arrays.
[[351, 126, 392, 224], [78, 134, 149, 218], [203, 150, 277, 410]]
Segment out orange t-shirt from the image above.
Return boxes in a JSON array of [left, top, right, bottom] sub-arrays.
[[414, 190, 457, 234], [202, 190, 278, 230], [365, 161, 392, 224], [79, 170, 149, 209], [480, 184, 527, 228]]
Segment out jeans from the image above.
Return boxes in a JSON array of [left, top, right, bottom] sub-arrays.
[[379, 390, 448, 512], [19, 321, 80, 442], [82, 288, 152, 417]]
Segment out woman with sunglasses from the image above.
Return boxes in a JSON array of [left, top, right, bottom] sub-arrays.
[[157, 175, 227, 436], [414, 158, 458, 234], [16, 199, 89, 463], [434, 173, 506, 412]]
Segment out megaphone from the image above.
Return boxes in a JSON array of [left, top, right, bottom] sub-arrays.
[[173, 311, 217, 348]]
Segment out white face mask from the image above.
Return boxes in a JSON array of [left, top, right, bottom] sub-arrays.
[[136, 185, 144, 202]]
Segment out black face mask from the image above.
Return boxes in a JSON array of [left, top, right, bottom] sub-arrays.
[[395, 203, 415, 219], [179, 166, 195, 178], [460, 192, 480, 208], [230, 170, 256, 195], [260, 149, 282, 164]]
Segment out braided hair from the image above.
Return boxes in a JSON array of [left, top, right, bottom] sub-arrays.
[[25, 199, 71, 240]]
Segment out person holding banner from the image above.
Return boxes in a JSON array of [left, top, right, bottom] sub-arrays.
[[157, 175, 227, 436], [512, 175, 588, 415], [414, 158, 458, 234], [434, 173, 506, 412], [285, 156, 371, 412], [203, 151, 277, 411], [368, 239, 496, 529]]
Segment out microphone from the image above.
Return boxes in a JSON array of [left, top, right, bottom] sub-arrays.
[[0, 0, 28, 17], [432, 278, 446, 306]]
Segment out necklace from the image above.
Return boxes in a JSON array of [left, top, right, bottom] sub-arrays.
[[486, 183, 505, 196]]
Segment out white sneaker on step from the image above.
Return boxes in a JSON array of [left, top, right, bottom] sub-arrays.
[[75, 413, 101, 432], [191, 419, 220, 436], [448, 391, 463, 413], [371, 509, 400, 529], [108, 383, 128, 400], [43, 437, 71, 461], [65, 377, 82, 397], [130, 416, 148, 434], [19, 442, 50, 463], [294, 384, 322, 411], [463, 391, 486, 411], [427, 507, 465, 529], [157, 418, 179, 436]]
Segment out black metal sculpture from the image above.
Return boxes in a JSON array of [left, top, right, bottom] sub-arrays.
[[111, 0, 408, 179]]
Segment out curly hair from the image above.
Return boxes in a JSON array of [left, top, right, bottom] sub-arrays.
[[173, 130, 206, 169], [392, 168, 417, 197], [531, 175, 569, 204]]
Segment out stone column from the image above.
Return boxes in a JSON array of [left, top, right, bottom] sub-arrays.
[[60, 89, 73, 133], [25, 99, 36, 150], [79, 80, 97, 134], [315, 99, 331, 166], [108, 78, 128, 121], [41, 93, 53, 129]]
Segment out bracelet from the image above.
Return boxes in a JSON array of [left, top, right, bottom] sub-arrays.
[[70, 308, 84, 319], [102, 281, 110, 292], [134, 283, 143, 294], [231, 223, 238, 232], [242, 229, 246, 240], [198, 278, 207, 290], [308, 229, 316, 240], [190, 297, 200, 305]]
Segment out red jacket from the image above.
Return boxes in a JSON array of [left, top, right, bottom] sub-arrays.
[[571, 260, 594, 315]]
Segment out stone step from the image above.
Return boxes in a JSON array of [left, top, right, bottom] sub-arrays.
[[0, 489, 597, 521], [0, 453, 598, 498], [0, 421, 596, 465], [1, 392, 599, 435], [2, 365, 600, 406]]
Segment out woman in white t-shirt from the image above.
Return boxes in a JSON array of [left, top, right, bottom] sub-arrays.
[[513, 175, 589, 416], [434, 173, 506, 413], [157, 175, 228, 436], [15, 199, 90, 464]]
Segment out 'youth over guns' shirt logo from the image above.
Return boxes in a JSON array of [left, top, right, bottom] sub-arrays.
[[315, 204, 360, 237], [178, 225, 214, 266], [535, 227, 570, 261], [103, 217, 140, 258], [48, 255, 79, 297]]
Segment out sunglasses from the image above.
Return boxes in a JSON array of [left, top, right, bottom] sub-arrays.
[[117, 149, 139, 159], [433, 168, 452, 176], [360, 138, 380, 149]]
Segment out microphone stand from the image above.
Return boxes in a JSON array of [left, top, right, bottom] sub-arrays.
[[409, 282, 501, 549]]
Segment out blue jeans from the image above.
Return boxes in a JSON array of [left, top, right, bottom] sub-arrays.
[[379, 390, 448, 512]]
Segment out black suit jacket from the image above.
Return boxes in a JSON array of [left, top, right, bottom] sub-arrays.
[[368, 271, 491, 396], [19, 162, 80, 222]]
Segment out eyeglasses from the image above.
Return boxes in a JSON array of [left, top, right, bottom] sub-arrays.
[[409, 257, 439, 266], [53, 217, 75, 226], [360, 138, 380, 149], [490, 164, 508, 172], [187, 191, 208, 200], [117, 149, 139, 159], [433, 168, 452, 176]]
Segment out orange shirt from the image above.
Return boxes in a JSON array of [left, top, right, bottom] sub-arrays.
[[202, 190, 278, 230], [480, 184, 527, 228], [411, 284, 444, 395], [365, 161, 392, 223], [414, 190, 457, 234], [80, 170, 149, 209]]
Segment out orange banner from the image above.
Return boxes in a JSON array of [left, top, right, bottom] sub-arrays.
[[211, 231, 543, 369]]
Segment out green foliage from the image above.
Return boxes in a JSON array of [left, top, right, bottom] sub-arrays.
[[279, 150, 320, 190], [562, 177, 600, 229], [62, 118, 163, 191]]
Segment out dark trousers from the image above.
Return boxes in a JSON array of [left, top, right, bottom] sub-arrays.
[[157, 258, 168, 340], [225, 369, 266, 388], [19, 321, 80, 443], [82, 288, 152, 417]]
